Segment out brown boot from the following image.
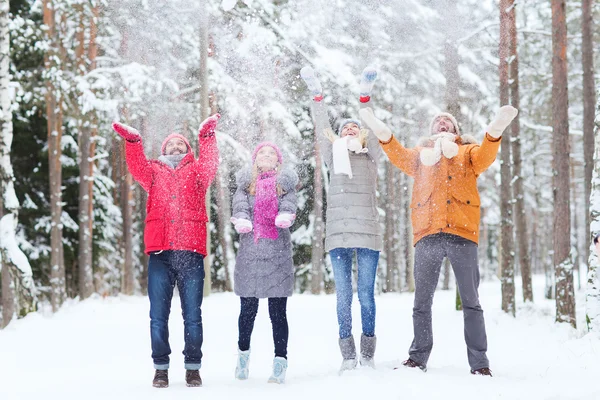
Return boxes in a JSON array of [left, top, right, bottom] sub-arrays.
[[185, 369, 202, 387], [471, 367, 493, 377], [401, 358, 427, 372], [152, 369, 169, 388]]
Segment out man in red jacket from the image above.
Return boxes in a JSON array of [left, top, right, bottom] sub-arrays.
[[112, 115, 220, 388]]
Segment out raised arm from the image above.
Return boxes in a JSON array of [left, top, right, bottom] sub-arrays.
[[358, 66, 382, 162], [112, 122, 153, 191], [359, 107, 420, 177], [196, 114, 220, 187], [470, 105, 518, 175]]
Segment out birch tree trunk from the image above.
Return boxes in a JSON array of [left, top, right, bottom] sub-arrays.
[[121, 143, 135, 295], [508, 1, 532, 303], [582, 0, 596, 269], [586, 93, 600, 331], [499, 0, 515, 316], [551, 0, 576, 328], [44, 0, 66, 311]]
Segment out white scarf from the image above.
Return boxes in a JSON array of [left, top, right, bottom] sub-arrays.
[[419, 133, 459, 166], [332, 136, 368, 179]]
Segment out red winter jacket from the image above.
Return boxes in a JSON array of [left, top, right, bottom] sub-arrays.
[[125, 134, 219, 255]]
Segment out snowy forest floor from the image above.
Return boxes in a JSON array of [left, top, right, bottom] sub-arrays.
[[1, 275, 599, 400]]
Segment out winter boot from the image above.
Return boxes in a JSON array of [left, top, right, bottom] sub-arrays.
[[359, 66, 378, 103], [235, 348, 251, 380], [471, 367, 493, 377], [338, 336, 358, 374], [300, 66, 323, 101], [401, 358, 427, 372], [267, 356, 288, 384], [359, 334, 376, 368], [185, 369, 202, 387], [152, 369, 169, 388]]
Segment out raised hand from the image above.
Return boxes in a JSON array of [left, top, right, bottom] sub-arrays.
[[275, 213, 296, 229], [231, 217, 252, 234], [359, 66, 378, 102], [199, 113, 221, 138], [359, 107, 392, 142], [486, 105, 518, 138], [112, 122, 141, 142], [300, 66, 323, 100]]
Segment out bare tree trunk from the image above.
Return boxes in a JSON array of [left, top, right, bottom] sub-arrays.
[[405, 179, 415, 292], [508, 1, 532, 303], [1, 263, 14, 328], [443, 0, 460, 117], [200, 1, 211, 296], [586, 103, 600, 332], [394, 169, 404, 292], [442, 258, 451, 290], [551, 0, 576, 328], [571, 158, 581, 289], [311, 141, 325, 294], [214, 168, 233, 292], [582, 0, 596, 270], [499, 0, 515, 316], [121, 142, 135, 295], [383, 163, 396, 292], [44, 0, 66, 311]]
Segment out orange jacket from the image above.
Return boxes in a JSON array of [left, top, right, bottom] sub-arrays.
[[381, 134, 501, 246]]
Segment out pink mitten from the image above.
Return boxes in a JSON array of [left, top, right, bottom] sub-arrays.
[[231, 217, 252, 234], [275, 213, 296, 229], [112, 122, 141, 142], [199, 113, 221, 138]]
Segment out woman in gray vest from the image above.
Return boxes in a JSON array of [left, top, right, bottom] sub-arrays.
[[301, 66, 383, 372]]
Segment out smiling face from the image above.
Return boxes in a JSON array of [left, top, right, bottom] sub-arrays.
[[432, 116, 457, 135], [254, 145, 279, 172], [341, 122, 360, 138], [165, 138, 188, 155]]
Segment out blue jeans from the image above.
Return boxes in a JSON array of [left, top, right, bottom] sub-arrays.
[[148, 250, 205, 370], [329, 247, 380, 339]]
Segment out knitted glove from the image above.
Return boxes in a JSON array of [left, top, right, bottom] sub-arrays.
[[112, 122, 141, 142], [486, 105, 518, 138], [275, 213, 296, 229], [199, 113, 221, 138], [231, 217, 252, 234], [358, 107, 392, 142], [300, 66, 323, 101], [359, 66, 378, 103]]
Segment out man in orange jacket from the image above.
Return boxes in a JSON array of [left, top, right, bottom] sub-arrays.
[[360, 105, 518, 377]]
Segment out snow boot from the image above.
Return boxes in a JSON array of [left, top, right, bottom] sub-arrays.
[[235, 348, 251, 380], [471, 367, 493, 377], [185, 369, 202, 387], [359, 66, 378, 103], [359, 334, 376, 368], [300, 66, 323, 100], [338, 336, 358, 374], [267, 356, 288, 384], [152, 369, 169, 388], [401, 358, 427, 372]]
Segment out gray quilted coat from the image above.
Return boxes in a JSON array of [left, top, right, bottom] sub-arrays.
[[232, 167, 298, 298], [311, 100, 383, 252]]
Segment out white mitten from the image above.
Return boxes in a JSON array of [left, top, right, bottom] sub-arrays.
[[300, 66, 323, 98], [359, 66, 378, 100], [358, 107, 392, 142], [275, 213, 295, 229], [486, 105, 518, 138], [230, 217, 253, 234]]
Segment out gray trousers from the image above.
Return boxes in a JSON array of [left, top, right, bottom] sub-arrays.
[[409, 233, 489, 370]]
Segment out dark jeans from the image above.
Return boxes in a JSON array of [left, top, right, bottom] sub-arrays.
[[148, 250, 205, 370], [238, 297, 289, 359]]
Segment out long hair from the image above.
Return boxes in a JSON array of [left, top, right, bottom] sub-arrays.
[[323, 127, 369, 147], [247, 162, 285, 196]]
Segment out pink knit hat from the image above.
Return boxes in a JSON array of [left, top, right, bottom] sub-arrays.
[[252, 142, 283, 164], [161, 133, 192, 155]]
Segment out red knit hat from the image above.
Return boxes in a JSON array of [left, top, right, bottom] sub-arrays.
[[252, 142, 283, 164], [161, 133, 192, 155]]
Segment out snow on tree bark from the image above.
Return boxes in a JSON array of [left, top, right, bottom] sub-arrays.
[[551, 0, 576, 328], [586, 86, 600, 332], [0, 0, 36, 327], [499, 0, 515, 317]]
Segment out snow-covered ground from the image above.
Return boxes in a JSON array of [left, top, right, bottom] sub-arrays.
[[1, 276, 599, 400]]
